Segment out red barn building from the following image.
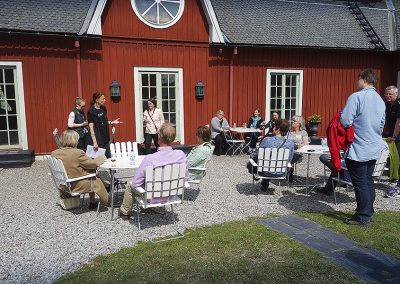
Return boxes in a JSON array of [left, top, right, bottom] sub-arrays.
[[0, 0, 399, 157]]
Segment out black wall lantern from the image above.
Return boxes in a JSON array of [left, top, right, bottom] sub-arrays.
[[110, 80, 121, 99], [195, 81, 205, 100]]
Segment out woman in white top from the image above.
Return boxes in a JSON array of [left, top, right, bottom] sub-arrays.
[[143, 97, 164, 154], [67, 97, 88, 151], [288, 115, 309, 172]]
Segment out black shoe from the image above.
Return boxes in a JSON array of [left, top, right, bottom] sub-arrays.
[[345, 218, 370, 227], [88, 202, 99, 210], [261, 179, 269, 191], [118, 209, 130, 220], [316, 186, 333, 196], [253, 174, 260, 181]]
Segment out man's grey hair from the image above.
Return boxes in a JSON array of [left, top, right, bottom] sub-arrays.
[[385, 85, 398, 94]]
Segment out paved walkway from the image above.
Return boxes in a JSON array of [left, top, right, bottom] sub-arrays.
[[259, 215, 400, 283]]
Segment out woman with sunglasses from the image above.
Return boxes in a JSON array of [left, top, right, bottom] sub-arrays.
[[67, 97, 89, 151]]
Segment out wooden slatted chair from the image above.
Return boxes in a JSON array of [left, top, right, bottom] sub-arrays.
[[46, 155, 100, 212], [53, 128, 61, 149], [249, 147, 291, 189], [331, 149, 389, 205], [134, 163, 187, 230], [109, 141, 140, 195]]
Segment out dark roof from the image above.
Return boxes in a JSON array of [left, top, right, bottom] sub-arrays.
[[0, 0, 98, 35], [210, 0, 392, 50]]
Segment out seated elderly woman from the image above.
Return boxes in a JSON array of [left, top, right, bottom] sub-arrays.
[[51, 129, 109, 209], [187, 125, 214, 180], [288, 115, 309, 180], [255, 119, 294, 190], [210, 110, 230, 156]]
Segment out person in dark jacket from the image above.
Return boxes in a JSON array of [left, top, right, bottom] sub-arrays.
[[87, 92, 121, 158], [264, 111, 279, 135], [67, 97, 88, 151]]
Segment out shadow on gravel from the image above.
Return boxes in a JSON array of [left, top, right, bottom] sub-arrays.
[[183, 187, 200, 201], [124, 209, 180, 230], [278, 190, 335, 212], [236, 182, 276, 196]]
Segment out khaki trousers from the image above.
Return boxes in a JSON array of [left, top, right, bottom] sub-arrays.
[[71, 177, 109, 205], [119, 184, 134, 215]]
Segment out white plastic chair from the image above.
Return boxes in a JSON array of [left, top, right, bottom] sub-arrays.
[[224, 130, 245, 155], [134, 163, 187, 230], [53, 128, 61, 149], [109, 141, 140, 195], [331, 149, 389, 205], [110, 141, 139, 159], [188, 145, 215, 188], [249, 147, 291, 189], [46, 155, 100, 213]]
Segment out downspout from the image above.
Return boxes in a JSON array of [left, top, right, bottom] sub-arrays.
[[229, 47, 238, 125], [75, 40, 83, 97]]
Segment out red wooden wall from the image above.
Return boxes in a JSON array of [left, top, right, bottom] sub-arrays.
[[230, 47, 396, 134], [0, 34, 78, 154], [102, 0, 209, 43], [0, 0, 398, 153]]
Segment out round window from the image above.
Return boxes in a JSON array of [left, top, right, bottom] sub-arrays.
[[131, 0, 185, 29]]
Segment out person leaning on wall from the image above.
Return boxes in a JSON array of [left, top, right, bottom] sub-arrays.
[[143, 97, 164, 155], [67, 97, 89, 151]]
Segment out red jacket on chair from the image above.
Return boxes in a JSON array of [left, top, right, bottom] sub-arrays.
[[326, 111, 354, 172]]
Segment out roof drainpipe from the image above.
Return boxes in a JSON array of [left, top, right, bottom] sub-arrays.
[[229, 47, 238, 125], [74, 39, 83, 98]]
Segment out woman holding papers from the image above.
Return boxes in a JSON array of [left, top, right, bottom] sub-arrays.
[[87, 92, 120, 158], [51, 130, 109, 209]]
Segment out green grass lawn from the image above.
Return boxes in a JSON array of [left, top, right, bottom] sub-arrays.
[[300, 211, 400, 260], [57, 219, 361, 284]]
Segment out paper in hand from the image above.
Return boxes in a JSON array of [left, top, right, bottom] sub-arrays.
[[86, 145, 106, 159]]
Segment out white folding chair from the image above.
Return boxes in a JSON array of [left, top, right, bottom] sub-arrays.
[[134, 163, 187, 231], [331, 149, 389, 205], [188, 145, 215, 189], [249, 147, 291, 190], [224, 130, 245, 155], [46, 155, 100, 213], [109, 141, 140, 196], [53, 128, 61, 149]]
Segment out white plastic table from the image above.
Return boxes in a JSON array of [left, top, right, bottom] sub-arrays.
[[100, 155, 145, 220], [229, 127, 262, 153], [295, 145, 330, 191]]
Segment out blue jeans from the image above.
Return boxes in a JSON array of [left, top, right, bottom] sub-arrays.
[[345, 158, 376, 223]]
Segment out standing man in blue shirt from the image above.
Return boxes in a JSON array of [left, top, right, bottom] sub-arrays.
[[341, 69, 387, 226]]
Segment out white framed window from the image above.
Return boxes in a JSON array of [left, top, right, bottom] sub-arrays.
[[0, 62, 27, 150], [134, 67, 184, 143], [265, 69, 303, 121], [131, 0, 185, 29]]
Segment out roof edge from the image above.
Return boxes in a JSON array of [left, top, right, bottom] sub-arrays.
[[87, 0, 108, 35], [79, 0, 100, 35], [200, 0, 225, 44]]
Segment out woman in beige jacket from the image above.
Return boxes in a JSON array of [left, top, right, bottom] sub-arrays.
[[143, 97, 164, 154], [51, 130, 109, 209]]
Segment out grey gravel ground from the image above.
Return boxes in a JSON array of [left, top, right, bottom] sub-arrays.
[[1, 154, 400, 283]]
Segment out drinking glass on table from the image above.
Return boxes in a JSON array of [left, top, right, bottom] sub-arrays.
[[321, 138, 328, 149], [243, 122, 247, 128], [111, 154, 117, 167]]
